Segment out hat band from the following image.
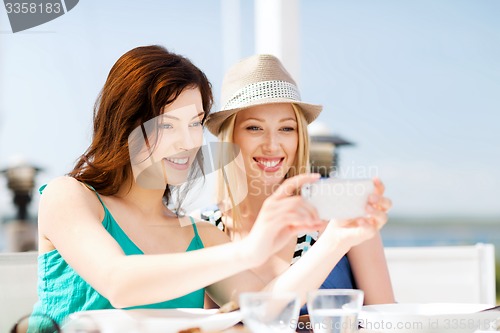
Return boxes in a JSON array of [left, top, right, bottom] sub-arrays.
[[222, 80, 301, 110]]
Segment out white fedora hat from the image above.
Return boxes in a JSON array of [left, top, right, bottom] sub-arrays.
[[206, 54, 323, 136]]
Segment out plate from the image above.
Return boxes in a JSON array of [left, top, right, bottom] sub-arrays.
[[66, 308, 242, 333], [359, 303, 499, 333]]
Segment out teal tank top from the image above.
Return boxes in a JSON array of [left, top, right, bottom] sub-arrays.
[[31, 184, 205, 326]]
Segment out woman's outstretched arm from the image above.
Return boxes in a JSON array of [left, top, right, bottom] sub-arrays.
[[38, 174, 321, 308]]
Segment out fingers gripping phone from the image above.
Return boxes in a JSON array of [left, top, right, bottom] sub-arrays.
[[301, 178, 374, 221]]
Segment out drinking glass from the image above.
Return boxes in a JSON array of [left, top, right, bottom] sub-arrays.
[[307, 289, 364, 333], [240, 291, 300, 333], [10, 314, 60, 333]]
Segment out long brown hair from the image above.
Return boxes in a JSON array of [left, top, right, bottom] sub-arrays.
[[69, 45, 213, 205]]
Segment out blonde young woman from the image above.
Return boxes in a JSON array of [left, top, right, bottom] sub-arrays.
[[203, 54, 395, 312]]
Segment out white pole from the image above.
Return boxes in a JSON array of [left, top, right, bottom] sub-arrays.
[[254, 0, 300, 83], [221, 0, 242, 72]]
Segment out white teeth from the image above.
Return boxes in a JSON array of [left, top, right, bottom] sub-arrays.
[[166, 157, 188, 165], [256, 159, 280, 168]]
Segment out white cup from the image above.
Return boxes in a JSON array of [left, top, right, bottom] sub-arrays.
[[307, 289, 364, 333], [240, 291, 300, 333]]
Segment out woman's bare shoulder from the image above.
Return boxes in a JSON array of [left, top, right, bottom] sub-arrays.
[[192, 218, 222, 232], [38, 176, 103, 221], [40, 176, 93, 201], [191, 217, 230, 246]]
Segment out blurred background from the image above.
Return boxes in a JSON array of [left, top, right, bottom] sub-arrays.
[[0, 0, 499, 290]]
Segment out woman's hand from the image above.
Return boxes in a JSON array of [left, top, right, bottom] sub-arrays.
[[323, 177, 392, 249], [242, 173, 325, 266], [363, 177, 392, 230]]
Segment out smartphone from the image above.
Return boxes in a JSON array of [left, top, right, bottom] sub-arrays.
[[301, 178, 374, 221]]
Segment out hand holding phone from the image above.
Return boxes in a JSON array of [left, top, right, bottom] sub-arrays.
[[301, 178, 374, 221]]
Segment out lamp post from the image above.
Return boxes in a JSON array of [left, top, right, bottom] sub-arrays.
[[1, 161, 41, 252], [308, 122, 353, 178]]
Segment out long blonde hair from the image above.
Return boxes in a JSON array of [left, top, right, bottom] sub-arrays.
[[216, 103, 310, 238]]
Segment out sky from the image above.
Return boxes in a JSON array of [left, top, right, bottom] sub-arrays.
[[0, 0, 499, 219]]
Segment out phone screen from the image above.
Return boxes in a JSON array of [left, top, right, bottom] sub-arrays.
[[301, 178, 374, 221]]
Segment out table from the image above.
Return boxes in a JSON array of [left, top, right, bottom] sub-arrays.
[[219, 318, 377, 333], [217, 315, 315, 333]]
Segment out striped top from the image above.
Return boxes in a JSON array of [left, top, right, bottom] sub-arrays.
[[200, 205, 318, 264]]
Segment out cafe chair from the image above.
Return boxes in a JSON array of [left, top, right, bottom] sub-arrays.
[[0, 251, 39, 333], [384, 243, 496, 305]]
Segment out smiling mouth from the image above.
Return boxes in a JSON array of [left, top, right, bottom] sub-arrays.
[[165, 157, 189, 165], [253, 157, 284, 169]]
